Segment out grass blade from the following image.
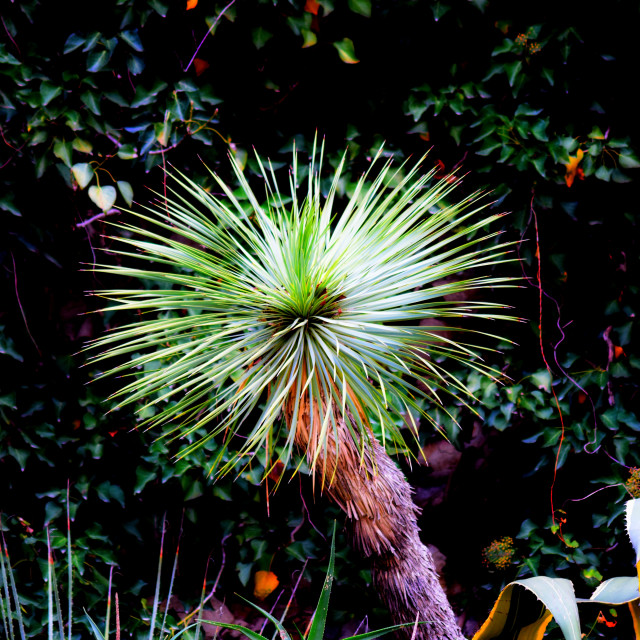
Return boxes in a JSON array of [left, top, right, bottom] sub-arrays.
[[307, 522, 336, 640], [0, 534, 16, 640], [66, 483, 73, 640], [148, 515, 166, 640]]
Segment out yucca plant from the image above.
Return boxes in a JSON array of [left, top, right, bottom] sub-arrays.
[[87, 141, 516, 640]]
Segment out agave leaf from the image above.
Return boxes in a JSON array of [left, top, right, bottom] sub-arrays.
[[87, 143, 518, 478], [630, 600, 640, 639], [473, 577, 581, 640], [627, 499, 640, 568], [579, 576, 640, 604]]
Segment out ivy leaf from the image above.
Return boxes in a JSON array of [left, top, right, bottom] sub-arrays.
[[154, 121, 171, 146], [117, 144, 138, 160], [53, 139, 73, 167], [348, 0, 371, 17], [81, 91, 101, 116], [252, 27, 273, 49], [532, 156, 546, 177], [64, 33, 86, 54], [72, 163, 94, 189], [72, 138, 93, 153], [505, 61, 522, 87], [128, 54, 145, 75], [117, 181, 134, 207], [40, 82, 62, 106], [333, 38, 359, 64], [120, 29, 143, 52], [82, 32, 101, 52], [149, 0, 169, 16], [595, 165, 612, 181], [89, 185, 117, 211], [619, 153, 640, 169], [87, 48, 113, 73], [302, 29, 317, 48]]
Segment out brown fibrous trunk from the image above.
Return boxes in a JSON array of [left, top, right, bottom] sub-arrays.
[[285, 385, 466, 640]]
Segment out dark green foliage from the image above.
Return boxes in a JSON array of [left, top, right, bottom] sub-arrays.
[[1, 0, 639, 637]]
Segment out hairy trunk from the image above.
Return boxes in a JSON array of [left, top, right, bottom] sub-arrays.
[[285, 390, 465, 640]]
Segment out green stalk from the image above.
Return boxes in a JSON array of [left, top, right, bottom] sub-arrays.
[[159, 538, 180, 638], [4, 544, 25, 640], [66, 482, 73, 640], [148, 515, 165, 640], [0, 535, 15, 640], [47, 529, 54, 640], [105, 565, 113, 639], [48, 528, 66, 640]]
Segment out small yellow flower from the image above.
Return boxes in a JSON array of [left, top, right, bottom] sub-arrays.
[[625, 468, 640, 498], [482, 537, 516, 570]]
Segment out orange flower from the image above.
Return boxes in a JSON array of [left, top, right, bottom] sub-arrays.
[[565, 148, 584, 187], [304, 0, 320, 14], [193, 58, 210, 76], [596, 611, 617, 627], [186, 0, 198, 9], [253, 570, 279, 600]]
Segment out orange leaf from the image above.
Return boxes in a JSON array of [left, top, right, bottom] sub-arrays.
[[253, 570, 279, 600], [565, 148, 584, 188], [186, 0, 198, 8], [268, 461, 285, 482], [304, 0, 320, 14], [193, 58, 210, 76]]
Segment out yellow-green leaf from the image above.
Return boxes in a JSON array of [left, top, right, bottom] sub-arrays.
[[333, 38, 359, 64], [117, 181, 133, 207], [301, 29, 317, 48], [154, 121, 171, 147], [71, 163, 94, 190], [72, 138, 93, 154], [53, 139, 73, 167], [348, 0, 371, 17], [88, 185, 117, 211]]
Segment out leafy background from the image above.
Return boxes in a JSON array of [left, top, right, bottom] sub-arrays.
[[1, 0, 639, 637]]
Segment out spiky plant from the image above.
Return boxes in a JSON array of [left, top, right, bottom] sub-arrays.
[[87, 142, 516, 640]]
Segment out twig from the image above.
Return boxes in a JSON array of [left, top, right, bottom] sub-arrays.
[[1, 17, 20, 56], [180, 533, 231, 626], [297, 475, 326, 542], [116, 592, 121, 640], [75, 209, 119, 228], [602, 326, 616, 406], [11, 251, 41, 356], [149, 141, 183, 155], [185, 0, 237, 72], [529, 196, 567, 540], [518, 195, 600, 455]]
